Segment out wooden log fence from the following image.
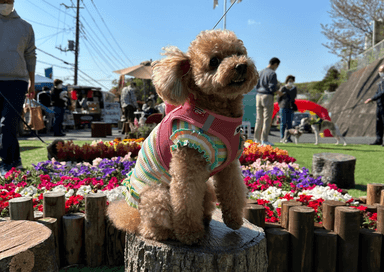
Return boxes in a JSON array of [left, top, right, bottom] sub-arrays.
[[2, 183, 384, 271]]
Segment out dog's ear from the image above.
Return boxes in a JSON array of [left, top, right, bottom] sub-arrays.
[[152, 46, 192, 106]]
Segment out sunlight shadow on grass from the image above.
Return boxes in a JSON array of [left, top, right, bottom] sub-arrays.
[[354, 184, 367, 192], [20, 146, 43, 152], [278, 145, 383, 153]]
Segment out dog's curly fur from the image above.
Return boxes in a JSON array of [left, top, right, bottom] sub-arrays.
[[107, 29, 259, 245]]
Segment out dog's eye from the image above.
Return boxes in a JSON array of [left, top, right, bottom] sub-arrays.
[[209, 57, 220, 68]]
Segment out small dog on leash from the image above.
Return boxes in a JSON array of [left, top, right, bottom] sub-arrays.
[[281, 126, 305, 144], [301, 117, 347, 146]]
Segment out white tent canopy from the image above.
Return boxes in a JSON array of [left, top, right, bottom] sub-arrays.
[[35, 74, 54, 84]]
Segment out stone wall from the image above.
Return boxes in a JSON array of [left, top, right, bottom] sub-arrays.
[[327, 58, 384, 137]]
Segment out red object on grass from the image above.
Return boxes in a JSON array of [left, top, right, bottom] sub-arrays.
[[272, 99, 332, 137]]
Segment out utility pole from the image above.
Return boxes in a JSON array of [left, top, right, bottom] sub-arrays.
[[58, 2, 83, 85], [74, 0, 80, 85], [223, 0, 227, 29]]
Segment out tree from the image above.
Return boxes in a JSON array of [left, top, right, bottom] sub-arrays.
[[321, 0, 384, 69]]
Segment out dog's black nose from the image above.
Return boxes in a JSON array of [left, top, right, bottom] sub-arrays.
[[235, 64, 247, 75]]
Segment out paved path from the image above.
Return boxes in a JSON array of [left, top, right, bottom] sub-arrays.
[[19, 127, 378, 146]]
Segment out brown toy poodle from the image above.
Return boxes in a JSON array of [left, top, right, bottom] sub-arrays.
[[107, 29, 259, 245]]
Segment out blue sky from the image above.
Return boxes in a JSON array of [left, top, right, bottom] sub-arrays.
[[18, 0, 340, 91]]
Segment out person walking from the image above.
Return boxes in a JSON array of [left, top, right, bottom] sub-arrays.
[[278, 75, 297, 142], [51, 79, 67, 136], [365, 64, 384, 146], [121, 82, 139, 123], [254, 57, 282, 146], [0, 0, 36, 176]]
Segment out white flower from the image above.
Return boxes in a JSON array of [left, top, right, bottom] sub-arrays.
[[76, 185, 92, 196], [65, 189, 74, 198], [52, 185, 67, 194], [19, 186, 37, 197]]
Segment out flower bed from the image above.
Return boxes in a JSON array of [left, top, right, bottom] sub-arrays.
[[55, 138, 143, 162], [0, 139, 377, 229]]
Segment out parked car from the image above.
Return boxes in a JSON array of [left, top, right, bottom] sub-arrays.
[[292, 112, 312, 133]]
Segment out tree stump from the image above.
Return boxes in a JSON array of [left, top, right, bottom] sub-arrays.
[[125, 210, 267, 272], [0, 220, 58, 272], [312, 153, 356, 189], [367, 183, 384, 205]]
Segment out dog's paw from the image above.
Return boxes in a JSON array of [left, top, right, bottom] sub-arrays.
[[223, 214, 244, 230], [343, 143, 347, 146], [174, 225, 205, 245]]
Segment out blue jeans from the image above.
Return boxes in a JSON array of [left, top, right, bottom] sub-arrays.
[[280, 108, 294, 139], [53, 106, 65, 135], [0, 80, 28, 164]]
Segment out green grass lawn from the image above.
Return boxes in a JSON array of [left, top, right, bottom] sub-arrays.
[[18, 140, 384, 199]]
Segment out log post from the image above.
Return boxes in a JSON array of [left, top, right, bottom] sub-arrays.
[[37, 217, 60, 270], [281, 200, 302, 229], [105, 218, 125, 267], [288, 206, 314, 272], [367, 183, 384, 205], [244, 204, 265, 229], [358, 229, 382, 272], [85, 193, 106, 267], [313, 229, 337, 272], [334, 206, 360, 272], [381, 190, 384, 206], [322, 200, 346, 231], [0, 220, 58, 272], [125, 210, 268, 271], [9, 196, 34, 221], [43, 192, 66, 267], [34, 211, 44, 220], [377, 205, 384, 234], [63, 213, 85, 266], [265, 228, 289, 272], [247, 199, 258, 205]]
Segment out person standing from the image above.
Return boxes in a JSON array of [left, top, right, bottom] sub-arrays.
[[51, 79, 67, 136], [121, 82, 139, 123], [278, 75, 297, 142], [254, 57, 281, 146], [0, 0, 36, 175], [365, 64, 384, 146]]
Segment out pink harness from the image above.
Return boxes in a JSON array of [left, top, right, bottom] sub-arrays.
[[156, 99, 243, 177]]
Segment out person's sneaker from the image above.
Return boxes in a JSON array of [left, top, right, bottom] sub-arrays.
[[12, 158, 23, 170], [0, 162, 13, 177], [261, 141, 274, 146], [369, 141, 382, 145]]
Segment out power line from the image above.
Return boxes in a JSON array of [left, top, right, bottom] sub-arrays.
[[89, 0, 134, 66], [78, 68, 110, 90], [26, 0, 72, 28], [81, 4, 127, 68], [212, 1, 237, 29], [81, 34, 111, 76], [37, 60, 73, 70], [81, 29, 118, 71], [39, 0, 76, 18], [37, 48, 74, 66], [24, 18, 68, 30]]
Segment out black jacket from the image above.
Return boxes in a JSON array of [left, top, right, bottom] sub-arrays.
[[372, 80, 384, 109], [51, 87, 66, 108]]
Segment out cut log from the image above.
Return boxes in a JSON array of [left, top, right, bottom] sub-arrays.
[[37, 217, 60, 270], [280, 200, 302, 229], [358, 229, 382, 272], [265, 228, 289, 272], [288, 206, 315, 272], [313, 229, 337, 272], [311, 153, 356, 189], [367, 183, 384, 205], [322, 200, 346, 231], [63, 213, 85, 266], [125, 210, 267, 272], [105, 218, 125, 267], [9, 196, 34, 220], [244, 204, 265, 229], [0, 220, 58, 272], [334, 206, 360, 272], [84, 193, 106, 267]]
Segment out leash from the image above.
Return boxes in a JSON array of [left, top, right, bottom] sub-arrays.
[[0, 91, 49, 145]]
